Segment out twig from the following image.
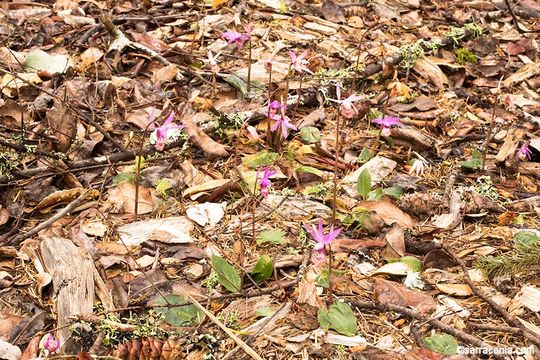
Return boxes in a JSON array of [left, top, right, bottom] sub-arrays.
[[503, 0, 527, 34], [0, 139, 186, 184], [350, 299, 507, 360], [6, 190, 93, 245], [176, 288, 264, 360], [101, 17, 172, 67], [444, 246, 540, 347], [482, 106, 497, 170]]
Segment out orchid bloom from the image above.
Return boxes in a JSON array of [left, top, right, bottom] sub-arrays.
[[517, 143, 533, 161], [256, 165, 276, 197], [372, 116, 402, 136], [206, 50, 221, 74], [330, 83, 364, 119], [221, 23, 251, 49], [289, 50, 313, 74], [305, 219, 341, 261], [270, 111, 297, 139], [409, 152, 429, 176], [44, 334, 60, 353], [267, 100, 285, 120], [153, 111, 183, 151]]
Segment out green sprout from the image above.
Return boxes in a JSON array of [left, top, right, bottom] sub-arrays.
[[455, 48, 478, 65]]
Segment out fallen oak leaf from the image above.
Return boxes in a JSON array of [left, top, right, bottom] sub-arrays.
[[181, 113, 229, 160]]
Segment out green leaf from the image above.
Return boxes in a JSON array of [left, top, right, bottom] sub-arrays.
[[224, 74, 265, 96], [296, 165, 323, 178], [251, 255, 273, 283], [399, 256, 423, 272], [315, 269, 329, 288], [242, 150, 279, 169], [257, 230, 285, 245], [211, 256, 242, 292], [514, 231, 540, 246], [317, 301, 357, 336], [367, 188, 383, 201], [113, 172, 136, 184], [255, 306, 276, 317], [384, 186, 404, 199], [300, 126, 321, 143], [357, 148, 372, 164], [154, 294, 204, 326], [459, 149, 482, 170], [24, 49, 73, 74], [356, 168, 371, 200], [423, 333, 458, 355]]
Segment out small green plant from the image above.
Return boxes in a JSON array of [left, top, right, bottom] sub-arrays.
[[455, 48, 477, 65], [217, 311, 241, 330], [154, 178, 173, 197], [113, 156, 145, 184], [356, 168, 403, 201], [459, 149, 482, 170], [212, 112, 245, 137], [476, 231, 540, 276]]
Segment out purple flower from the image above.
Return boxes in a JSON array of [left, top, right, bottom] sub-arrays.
[[330, 83, 364, 119], [44, 334, 60, 353], [154, 111, 183, 151], [289, 50, 313, 74], [270, 112, 297, 139], [372, 116, 402, 136], [256, 165, 276, 197], [517, 143, 533, 161], [305, 219, 341, 257], [267, 100, 285, 120], [221, 23, 251, 49]]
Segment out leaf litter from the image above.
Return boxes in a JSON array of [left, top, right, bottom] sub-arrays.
[[0, 0, 539, 359]]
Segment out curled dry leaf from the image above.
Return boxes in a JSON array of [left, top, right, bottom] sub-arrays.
[[117, 216, 193, 246], [356, 200, 414, 229], [373, 278, 436, 315], [435, 283, 473, 297], [34, 188, 100, 213], [107, 182, 154, 215], [181, 113, 228, 160]]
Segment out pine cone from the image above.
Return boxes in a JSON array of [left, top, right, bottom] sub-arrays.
[[398, 192, 443, 218], [113, 337, 184, 360]]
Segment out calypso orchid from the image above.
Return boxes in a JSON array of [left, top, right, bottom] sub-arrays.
[[289, 50, 313, 74], [305, 218, 341, 260], [152, 111, 183, 151], [206, 50, 221, 74], [372, 116, 402, 136], [256, 165, 276, 197], [221, 23, 251, 49], [409, 152, 429, 176], [270, 112, 297, 139], [517, 143, 533, 161], [41, 334, 60, 354], [329, 83, 364, 119]]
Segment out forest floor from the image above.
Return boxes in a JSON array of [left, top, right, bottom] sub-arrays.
[[1, 0, 540, 359]]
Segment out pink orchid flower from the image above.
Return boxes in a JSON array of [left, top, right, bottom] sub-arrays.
[[305, 218, 341, 260], [256, 165, 276, 197], [44, 334, 60, 353], [372, 116, 402, 136], [221, 23, 251, 49], [330, 83, 364, 119], [270, 110, 297, 139], [154, 111, 183, 151], [267, 100, 285, 120], [517, 143, 533, 161], [206, 50, 221, 74], [289, 50, 313, 74]]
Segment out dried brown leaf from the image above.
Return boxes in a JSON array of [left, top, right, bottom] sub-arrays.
[[373, 278, 437, 314]]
